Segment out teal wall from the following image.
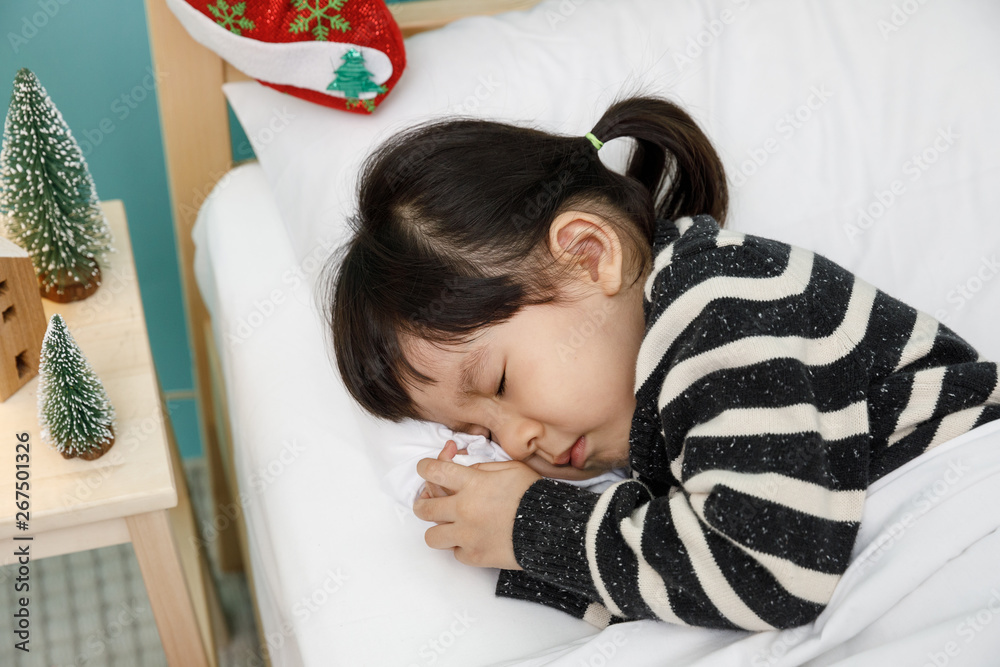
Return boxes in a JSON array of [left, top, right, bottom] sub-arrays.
[[0, 0, 203, 458], [1, 0, 424, 459]]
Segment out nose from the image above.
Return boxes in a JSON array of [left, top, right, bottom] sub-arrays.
[[489, 416, 543, 463]]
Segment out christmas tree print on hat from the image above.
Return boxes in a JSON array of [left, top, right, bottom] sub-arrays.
[[327, 48, 388, 112], [166, 0, 406, 114]]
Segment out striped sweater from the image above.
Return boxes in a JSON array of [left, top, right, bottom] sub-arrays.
[[496, 214, 1000, 630]]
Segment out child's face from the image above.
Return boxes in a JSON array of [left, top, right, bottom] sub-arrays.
[[404, 211, 647, 481]]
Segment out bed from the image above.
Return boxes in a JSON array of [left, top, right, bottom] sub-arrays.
[[145, 0, 1000, 664]]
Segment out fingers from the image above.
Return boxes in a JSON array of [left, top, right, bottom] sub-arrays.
[[423, 523, 459, 551], [421, 482, 445, 499], [472, 460, 530, 473], [424, 478, 453, 498], [421, 441, 465, 499], [438, 439, 459, 462], [413, 494, 458, 524], [520, 454, 602, 482], [417, 458, 474, 491]]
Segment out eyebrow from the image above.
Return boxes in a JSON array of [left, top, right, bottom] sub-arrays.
[[456, 344, 490, 408]]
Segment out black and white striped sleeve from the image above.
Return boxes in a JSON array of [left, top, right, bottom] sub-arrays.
[[510, 377, 867, 632], [865, 305, 1000, 479]]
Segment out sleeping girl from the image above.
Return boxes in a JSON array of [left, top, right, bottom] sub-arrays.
[[321, 94, 1000, 631]]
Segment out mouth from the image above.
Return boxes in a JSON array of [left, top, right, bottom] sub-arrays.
[[570, 435, 587, 469], [553, 436, 587, 469]]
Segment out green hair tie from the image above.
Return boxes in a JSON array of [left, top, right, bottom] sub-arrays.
[[584, 132, 604, 151]]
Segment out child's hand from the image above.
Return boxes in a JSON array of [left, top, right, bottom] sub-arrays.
[[419, 440, 463, 501], [412, 458, 541, 570]]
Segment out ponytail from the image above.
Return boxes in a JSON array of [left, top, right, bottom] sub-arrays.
[[591, 95, 728, 234]]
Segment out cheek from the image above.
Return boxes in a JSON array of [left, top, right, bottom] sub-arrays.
[[520, 310, 631, 416], [549, 331, 624, 405], [580, 330, 636, 416]]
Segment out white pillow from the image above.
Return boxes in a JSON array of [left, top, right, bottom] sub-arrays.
[[379, 420, 629, 509], [223, 0, 1000, 360]]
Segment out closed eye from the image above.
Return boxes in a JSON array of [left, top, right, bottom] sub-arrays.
[[451, 369, 505, 441]]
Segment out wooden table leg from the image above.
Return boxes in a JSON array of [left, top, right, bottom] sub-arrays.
[[127, 509, 216, 667], [125, 382, 227, 666]]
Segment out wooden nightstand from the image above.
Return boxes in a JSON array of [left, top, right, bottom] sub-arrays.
[[0, 200, 225, 666]]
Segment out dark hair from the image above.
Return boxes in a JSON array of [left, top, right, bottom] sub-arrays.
[[319, 93, 728, 423]]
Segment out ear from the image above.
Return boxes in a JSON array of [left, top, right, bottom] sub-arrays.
[[547, 211, 624, 296]]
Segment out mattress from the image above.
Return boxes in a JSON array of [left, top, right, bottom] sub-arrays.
[[191, 163, 1000, 666]]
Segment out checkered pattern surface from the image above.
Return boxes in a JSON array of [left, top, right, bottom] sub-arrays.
[[0, 458, 261, 666]]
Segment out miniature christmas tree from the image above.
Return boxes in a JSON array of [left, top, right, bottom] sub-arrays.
[[0, 68, 113, 302], [37, 313, 116, 460], [326, 48, 387, 113]]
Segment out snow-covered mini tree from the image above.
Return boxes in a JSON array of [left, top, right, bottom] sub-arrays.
[[37, 313, 116, 460], [0, 68, 113, 303]]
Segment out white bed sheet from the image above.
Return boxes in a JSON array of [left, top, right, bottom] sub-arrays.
[[192, 163, 1000, 667]]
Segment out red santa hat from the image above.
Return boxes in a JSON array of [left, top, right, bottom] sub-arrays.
[[166, 0, 406, 114]]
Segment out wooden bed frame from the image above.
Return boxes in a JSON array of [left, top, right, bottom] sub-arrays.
[[143, 0, 541, 664]]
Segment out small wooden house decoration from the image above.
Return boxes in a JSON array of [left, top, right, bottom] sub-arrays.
[[0, 235, 47, 401]]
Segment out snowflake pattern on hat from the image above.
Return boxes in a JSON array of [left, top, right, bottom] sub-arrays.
[[168, 0, 406, 114]]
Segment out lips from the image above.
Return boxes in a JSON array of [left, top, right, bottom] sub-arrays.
[[570, 435, 587, 469], [552, 435, 587, 468]]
